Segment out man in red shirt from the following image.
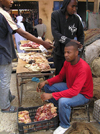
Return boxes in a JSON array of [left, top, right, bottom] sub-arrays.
[[37, 41, 93, 134]]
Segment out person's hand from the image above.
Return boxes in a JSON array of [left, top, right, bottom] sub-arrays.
[[43, 41, 54, 49], [71, 39, 83, 48], [41, 93, 53, 101], [37, 80, 48, 92]]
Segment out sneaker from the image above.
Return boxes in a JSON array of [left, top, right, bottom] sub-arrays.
[[53, 126, 69, 134]]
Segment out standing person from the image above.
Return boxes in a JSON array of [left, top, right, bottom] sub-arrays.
[[35, 18, 46, 40], [14, 15, 26, 53], [32, 20, 38, 37], [37, 41, 93, 134], [51, 0, 84, 75], [22, 16, 33, 34], [22, 16, 29, 32], [0, 0, 53, 113]]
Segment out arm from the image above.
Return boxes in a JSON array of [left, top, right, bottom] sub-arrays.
[[12, 35, 16, 49], [16, 28, 53, 49], [37, 61, 66, 93], [37, 80, 48, 92], [3, 12, 53, 49], [52, 71, 87, 100], [42, 32, 45, 38], [41, 72, 86, 101], [41, 93, 53, 101], [37, 81, 53, 102], [47, 61, 66, 86]]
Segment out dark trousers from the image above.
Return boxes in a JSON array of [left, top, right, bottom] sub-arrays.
[[53, 53, 65, 75]]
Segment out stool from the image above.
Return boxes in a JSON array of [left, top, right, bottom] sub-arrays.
[[70, 98, 93, 122]]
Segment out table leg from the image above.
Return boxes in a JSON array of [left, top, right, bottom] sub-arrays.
[[16, 74, 21, 107], [20, 78, 23, 106]]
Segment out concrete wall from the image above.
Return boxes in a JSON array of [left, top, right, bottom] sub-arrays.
[[38, 0, 64, 41], [38, 0, 54, 41]]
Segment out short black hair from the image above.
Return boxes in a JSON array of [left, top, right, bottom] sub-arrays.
[[65, 41, 78, 50]]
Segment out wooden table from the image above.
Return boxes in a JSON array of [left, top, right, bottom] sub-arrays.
[[16, 58, 55, 106]]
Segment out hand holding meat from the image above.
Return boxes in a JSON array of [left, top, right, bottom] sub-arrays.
[[37, 80, 48, 92], [43, 41, 54, 49], [41, 93, 53, 101]]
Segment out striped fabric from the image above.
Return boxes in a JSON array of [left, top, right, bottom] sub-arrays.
[[84, 28, 100, 46]]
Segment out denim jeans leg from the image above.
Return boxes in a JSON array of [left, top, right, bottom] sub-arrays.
[[0, 64, 12, 109], [59, 94, 89, 128], [44, 82, 68, 106]]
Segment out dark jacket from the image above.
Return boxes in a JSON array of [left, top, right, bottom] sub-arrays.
[[51, 7, 84, 57], [0, 9, 17, 65]]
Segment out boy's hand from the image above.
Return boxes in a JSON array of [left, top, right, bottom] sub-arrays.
[[43, 41, 54, 49], [41, 93, 53, 101], [37, 80, 48, 92]]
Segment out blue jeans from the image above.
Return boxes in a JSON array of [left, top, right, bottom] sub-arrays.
[[0, 64, 12, 109], [44, 82, 89, 128]]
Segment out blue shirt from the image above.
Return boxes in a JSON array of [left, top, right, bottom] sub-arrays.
[[0, 7, 18, 65]]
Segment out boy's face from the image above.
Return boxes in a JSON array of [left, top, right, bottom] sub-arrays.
[[1, 0, 13, 8], [67, 0, 77, 15], [39, 19, 42, 24], [64, 45, 78, 63]]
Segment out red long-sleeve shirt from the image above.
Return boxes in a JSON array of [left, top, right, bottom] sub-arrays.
[[47, 58, 93, 100]]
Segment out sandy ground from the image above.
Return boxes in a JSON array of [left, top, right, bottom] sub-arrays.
[[0, 73, 100, 134]]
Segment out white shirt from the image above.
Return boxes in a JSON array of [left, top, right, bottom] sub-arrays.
[[14, 16, 26, 53]]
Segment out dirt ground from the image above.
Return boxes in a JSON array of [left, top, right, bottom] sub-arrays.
[[0, 73, 100, 134], [65, 122, 100, 134]]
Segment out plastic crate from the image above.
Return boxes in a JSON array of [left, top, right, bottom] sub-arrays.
[[17, 106, 58, 134], [93, 99, 100, 123]]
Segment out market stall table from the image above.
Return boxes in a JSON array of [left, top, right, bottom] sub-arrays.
[[16, 58, 55, 107], [19, 40, 53, 53]]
